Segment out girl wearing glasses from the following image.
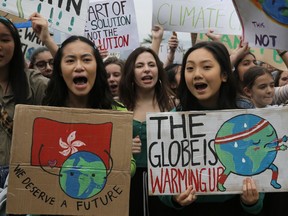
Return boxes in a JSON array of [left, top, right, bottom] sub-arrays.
[[29, 47, 53, 78]]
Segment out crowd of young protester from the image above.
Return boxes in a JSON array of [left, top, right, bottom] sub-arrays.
[[0, 12, 288, 216]]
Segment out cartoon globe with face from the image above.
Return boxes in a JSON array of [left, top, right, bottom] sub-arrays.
[[59, 151, 107, 199], [252, 0, 288, 25], [214, 114, 287, 191]]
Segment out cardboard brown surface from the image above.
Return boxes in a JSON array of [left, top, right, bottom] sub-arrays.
[[7, 105, 133, 215]]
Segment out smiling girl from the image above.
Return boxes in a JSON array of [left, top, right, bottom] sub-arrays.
[[242, 66, 275, 108], [160, 41, 264, 215]]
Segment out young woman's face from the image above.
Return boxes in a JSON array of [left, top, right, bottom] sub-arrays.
[[105, 63, 121, 97], [61, 40, 97, 99], [184, 48, 227, 108], [34, 51, 53, 78], [134, 52, 158, 91], [237, 53, 257, 81], [279, 71, 288, 87], [245, 73, 275, 108], [0, 23, 15, 71]]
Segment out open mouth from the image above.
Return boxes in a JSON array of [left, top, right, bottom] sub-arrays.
[[110, 84, 118, 90], [142, 75, 153, 81], [73, 76, 88, 85], [194, 83, 207, 90]]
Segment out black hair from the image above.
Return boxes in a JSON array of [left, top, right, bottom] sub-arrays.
[[42, 35, 116, 109], [0, 16, 29, 104], [177, 41, 237, 111]]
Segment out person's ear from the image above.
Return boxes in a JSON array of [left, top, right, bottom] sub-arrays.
[[243, 87, 252, 97]]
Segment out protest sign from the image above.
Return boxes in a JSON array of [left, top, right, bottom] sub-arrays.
[[18, 27, 47, 62], [85, 0, 139, 52], [152, 0, 241, 35], [198, 33, 287, 71], [233, 0, 288, 50], [147, 108, 288, 195], [7, 105, 132, 215], [0, 0, 88, 35]]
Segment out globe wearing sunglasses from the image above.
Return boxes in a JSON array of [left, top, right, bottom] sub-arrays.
[[29, 47, 54, 78]]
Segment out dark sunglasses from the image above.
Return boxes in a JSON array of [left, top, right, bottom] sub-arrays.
[[35, 59, 54, 70]]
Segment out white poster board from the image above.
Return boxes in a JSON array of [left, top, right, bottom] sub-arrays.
[[0, 0, 88, 35], [152, 0, 242, 35], [147, 108, 288, 195], [233, 0, 288, 49], [86, 0, 139, 51]]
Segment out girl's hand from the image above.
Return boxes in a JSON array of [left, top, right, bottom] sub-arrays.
[[240, 177, 259, 206], [29, 12, 50, 43], [132, 135, 141, 154], [173, 185, 197, 206]]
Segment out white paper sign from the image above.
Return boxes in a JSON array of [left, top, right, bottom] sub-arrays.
[[152, 0, 242, 35], [85, 0, 139, 52], [233, 0, 288, 49], [147, 107, 288, 195], [0, 0, 88, 35]]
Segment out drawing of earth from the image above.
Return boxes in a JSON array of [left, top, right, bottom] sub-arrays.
[[214, 114, 278, 175], [59, 151, 107, 199], [259, 0, 288, 25]]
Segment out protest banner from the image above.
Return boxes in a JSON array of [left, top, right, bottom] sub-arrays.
[[147, 107, 288, 195], [198, 33, 287, 71], [233, 0, 288, 50], [7, 105, 132, 215], [152, 0, 242, 35], [0, 0, 88, 35], [85, 0, 139, 52]]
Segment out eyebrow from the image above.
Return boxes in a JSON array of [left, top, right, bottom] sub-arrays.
[[186, 59, 213, 64], [64, 53, 93, 58]]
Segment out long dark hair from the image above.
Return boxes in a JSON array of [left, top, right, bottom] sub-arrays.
[[119, 47, 174, 111], [177, 41, 237, 111], [233, 52, 256, 94], [0, 16, 29, 104], [42, 35, 115, 109]]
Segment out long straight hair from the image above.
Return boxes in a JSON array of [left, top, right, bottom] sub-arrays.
[[0, 16, 29, 104], [42, 35, 115, 109], [119, 47, 174, 111], [177, 41, 237, 111]]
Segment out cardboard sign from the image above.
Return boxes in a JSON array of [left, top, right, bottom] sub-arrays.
[[85, 0, 139, 52], [7, 105, 133, 215], [0, 0, 88, 35], [233, 0, 288, 50], [152, 0, 242, 35], [147, 107, 288, 195]]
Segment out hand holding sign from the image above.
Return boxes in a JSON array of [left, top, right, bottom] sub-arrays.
[[29, 12, 58, 57], [173, 185, 197, 207], [132, 135, 141, 154]]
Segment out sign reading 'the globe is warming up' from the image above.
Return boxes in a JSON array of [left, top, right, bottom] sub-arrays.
[[147, 107, 288, 195]]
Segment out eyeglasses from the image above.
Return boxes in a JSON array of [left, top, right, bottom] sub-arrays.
[[35, 59, 54, 70]]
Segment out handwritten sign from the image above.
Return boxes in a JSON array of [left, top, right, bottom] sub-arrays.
[[17, 27, 47, 62], [152, 0, 241, 35], [197, 33, 287, 71], [147, 108, 288, 195], [233, 0, 288, 50], [7, 105, 132, 215], [0, 0, 88, 35], [85, 0, 139, 52]]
